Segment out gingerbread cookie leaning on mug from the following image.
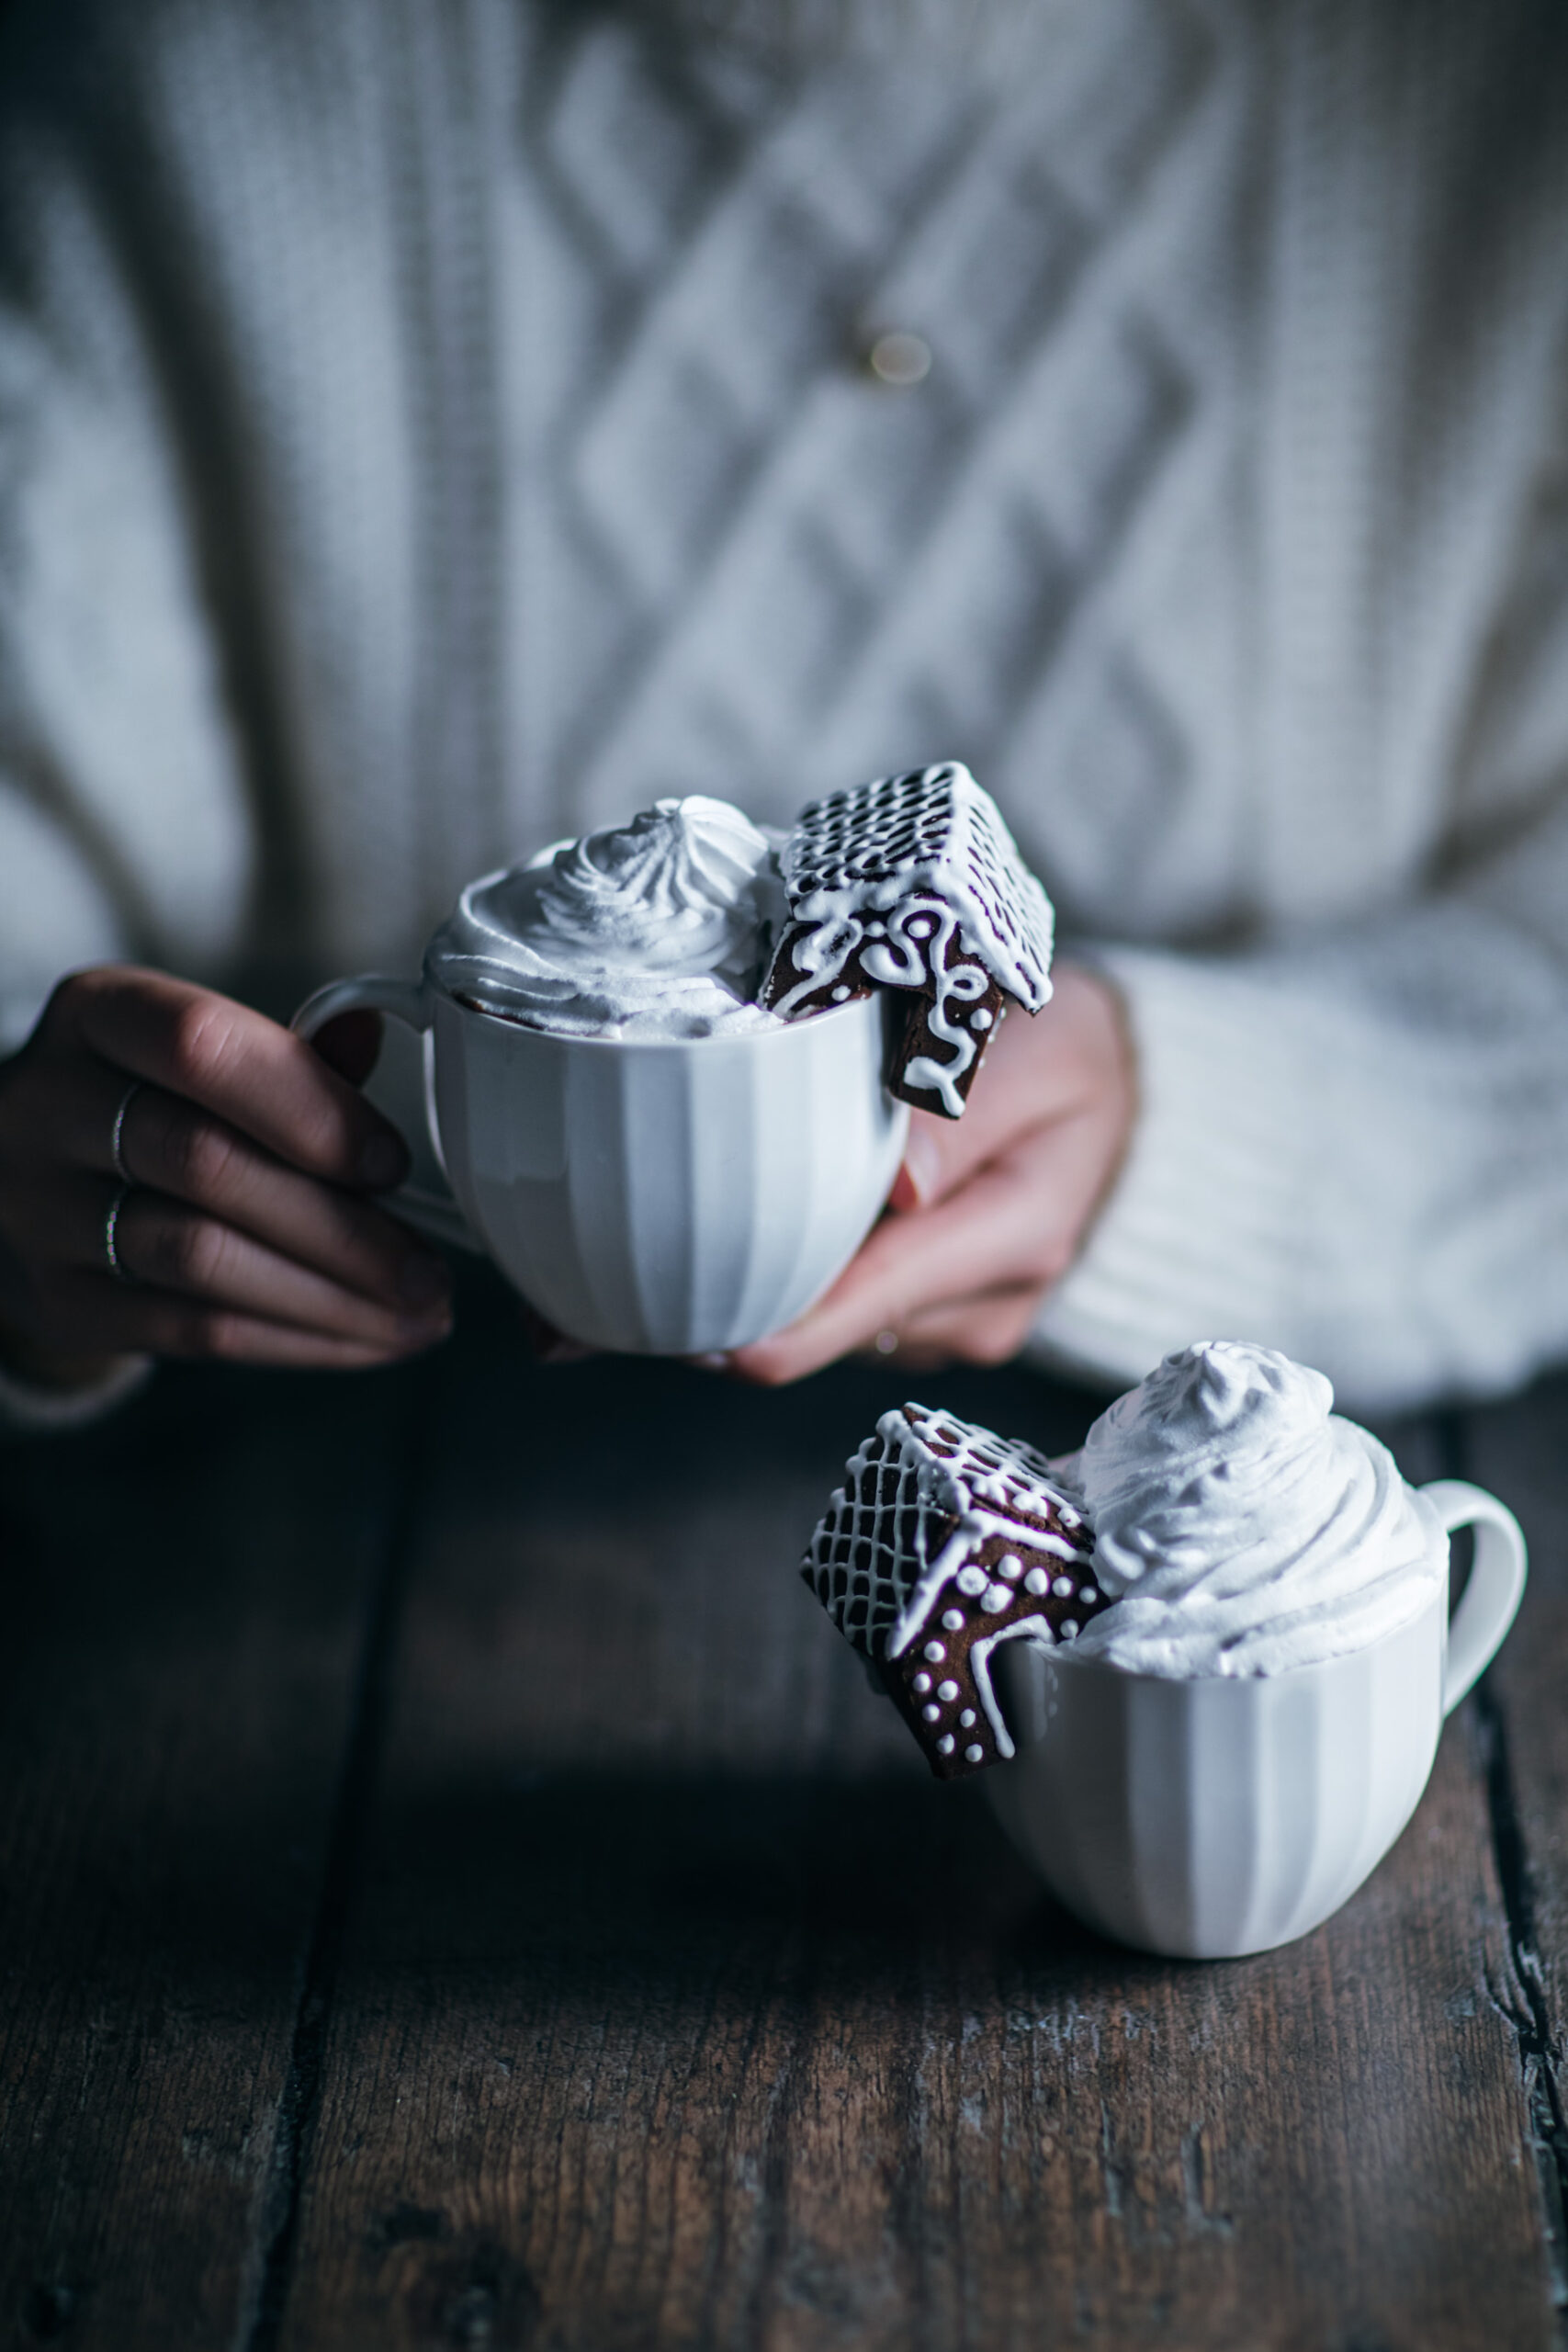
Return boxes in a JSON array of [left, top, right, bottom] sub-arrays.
[[761, 762, 1055, 1119]]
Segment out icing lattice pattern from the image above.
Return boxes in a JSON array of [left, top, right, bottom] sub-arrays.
[[907, 1401, 1081, 1530], [782, 763, 1054, 1009], [802, 1401, 1087, 1657]]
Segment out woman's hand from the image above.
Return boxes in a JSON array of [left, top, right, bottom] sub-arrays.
[[726, 961, 1134, 1385], [0, 965, 453, 1387]]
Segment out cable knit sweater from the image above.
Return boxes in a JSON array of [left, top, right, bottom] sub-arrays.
[[3, 0, 1568, 1414]]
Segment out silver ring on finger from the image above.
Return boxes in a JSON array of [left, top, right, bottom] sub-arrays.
[[111, 1080, 143, 1182], [104, 1182, 136, 1284]]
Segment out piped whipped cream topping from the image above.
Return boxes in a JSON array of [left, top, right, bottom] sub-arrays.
[[427, 797, 788, 1038], [1066, 1341, 1445, 1678]]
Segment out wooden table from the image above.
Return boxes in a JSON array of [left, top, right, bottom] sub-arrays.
[[4, 1270, 1566, 2350]]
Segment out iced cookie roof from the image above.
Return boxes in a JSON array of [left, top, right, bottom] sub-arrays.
[[802, 1401, 1090, 1664], [780, 763, 1054, 1012]]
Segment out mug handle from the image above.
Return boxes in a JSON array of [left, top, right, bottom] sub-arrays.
[[1419, 1478, 1529, 1714], [291, 974, 480, 1253]]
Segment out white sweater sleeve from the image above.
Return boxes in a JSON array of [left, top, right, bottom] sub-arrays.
[[1036, 450, 1568, 1415], [1034, 889, 1568, 1414]]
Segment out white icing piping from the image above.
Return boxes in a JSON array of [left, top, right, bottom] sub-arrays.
[[768, 921, 863, 1018], [963, 1508, 1090, 1563], [885, 902, 987, 1116], [771, 894, 1001, 1117], [767, 892, 944, 1018], [885, 1504, 1093, 1658], [804, 1403, 1094, 1668], [887, 1524, 975, 1659], [776, 763, 1055, 1013], [970, 1618, 1058, 1760]]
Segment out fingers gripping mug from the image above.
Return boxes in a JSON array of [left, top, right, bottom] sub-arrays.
[[292, 971, 909, 1355], [986, 1480, 1528, 1959]]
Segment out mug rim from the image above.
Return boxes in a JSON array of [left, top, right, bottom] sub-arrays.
[[421, 955, 887, 1052]]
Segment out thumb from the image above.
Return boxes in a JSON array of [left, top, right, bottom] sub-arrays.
[[886, 996, 1063, 1211], [887, 1104, 991, 1215]]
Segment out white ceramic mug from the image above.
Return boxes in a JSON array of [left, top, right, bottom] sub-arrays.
[[292, 970, 908, 1354], [985, 1478, 1527, 1960]]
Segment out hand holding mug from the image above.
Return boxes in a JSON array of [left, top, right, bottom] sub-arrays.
[[0, 966, 452, 1386], [728, 963, 1135, 1383], [292, 968, 908, 1356]]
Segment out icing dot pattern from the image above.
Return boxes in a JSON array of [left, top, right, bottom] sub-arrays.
[[800, 1398, 1105, 1784], [801, 1402, 1088, 1652]]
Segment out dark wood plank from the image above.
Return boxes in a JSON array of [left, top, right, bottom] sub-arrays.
[[275, 1297, 1556, 2351], [1453, 1368, 1568, 2300], [0, 1352, 426, 2350]]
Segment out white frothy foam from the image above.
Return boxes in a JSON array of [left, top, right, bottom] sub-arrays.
[[427, 797, 788, 1039], [1065, 1341, 1446, 1677]]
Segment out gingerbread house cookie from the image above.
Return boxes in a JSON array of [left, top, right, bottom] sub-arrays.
[[761, 763, 1055, 1118], [801, 1401, 1106, 1781]]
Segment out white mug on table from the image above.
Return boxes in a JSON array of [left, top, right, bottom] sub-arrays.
[[987, 1478, 1528, 1959]]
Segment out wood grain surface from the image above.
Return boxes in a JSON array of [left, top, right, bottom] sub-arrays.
[[0, 1353, 430, 2348], [1455, 1372, 1568, 2312], [4, 1280, 1566, 2350]]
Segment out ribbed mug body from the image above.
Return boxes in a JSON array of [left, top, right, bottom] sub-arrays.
[[987, 1595, 1446, 1959], [428, 987, 908, 1352]]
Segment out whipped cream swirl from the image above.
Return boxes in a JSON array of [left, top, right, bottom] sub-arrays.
[[1066, 1341, 1445, 1678], [427, 797, 787, 1038]]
